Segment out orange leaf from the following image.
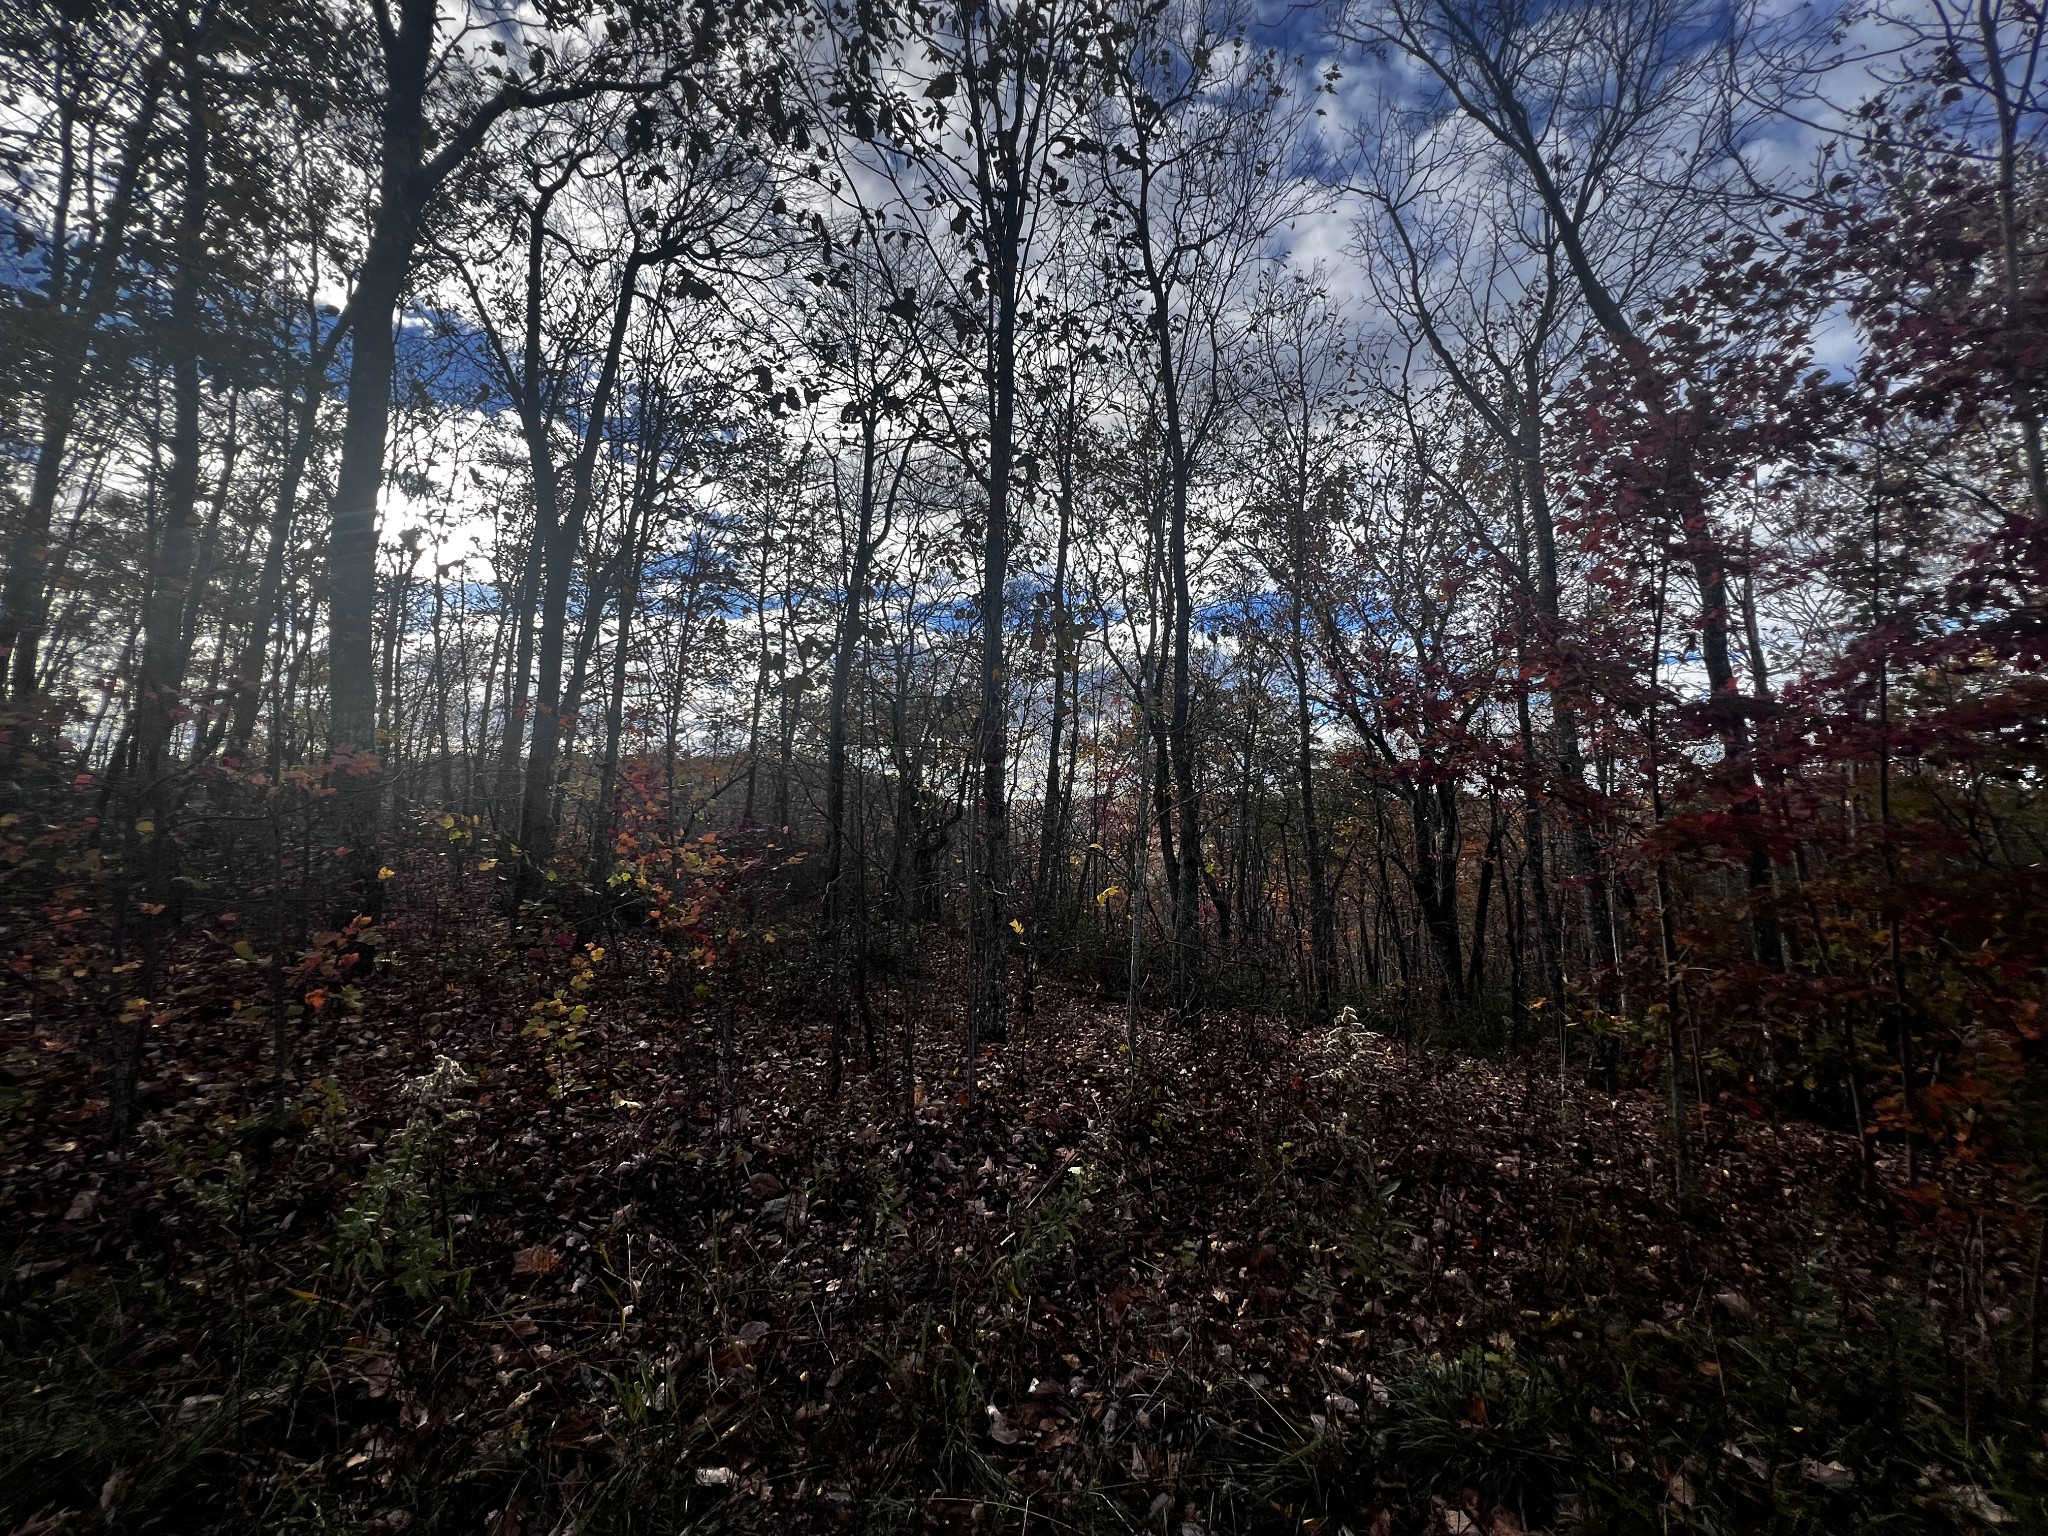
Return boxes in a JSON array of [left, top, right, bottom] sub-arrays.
[[513, 1245, 563, 1277]]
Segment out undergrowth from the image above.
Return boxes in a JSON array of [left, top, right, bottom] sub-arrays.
[[2, 926, 2043, 1533]]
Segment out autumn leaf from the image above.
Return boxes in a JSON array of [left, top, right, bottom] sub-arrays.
[[512, 1245, 563, 1277]]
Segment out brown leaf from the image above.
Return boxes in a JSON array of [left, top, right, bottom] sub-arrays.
[[512, 1245, 562, 1277]]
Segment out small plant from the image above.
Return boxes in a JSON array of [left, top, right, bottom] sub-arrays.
[[524, 942, 600, 1095], [1384, 1344, 1568, 1514], [332, 1056, 475, 1303], [1002, 1164, 1089, 1299], [1345, 1128, 1411, 1283]]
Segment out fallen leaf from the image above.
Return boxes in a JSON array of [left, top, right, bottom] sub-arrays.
[[512, 1245, 562, 1277], [1942, 1486, 2013, 1525]]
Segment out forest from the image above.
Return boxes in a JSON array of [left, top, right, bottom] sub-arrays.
[[2, 0, 2045, 1530]]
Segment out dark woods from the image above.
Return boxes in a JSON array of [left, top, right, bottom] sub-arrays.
[[1, 0, 2046, 1532]]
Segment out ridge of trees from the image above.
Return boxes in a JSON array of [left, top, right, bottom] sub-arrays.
[[1, 0, 2044, 1219]]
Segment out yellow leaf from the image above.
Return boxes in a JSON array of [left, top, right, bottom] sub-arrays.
[[377, 866, 395, 880], [134, 819, 155, 835], [476, 858, 498, 871], [1009, 919, 1025, 936]]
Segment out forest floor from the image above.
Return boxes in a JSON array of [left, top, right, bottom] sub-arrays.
[[1, 890, 2041, 1534]]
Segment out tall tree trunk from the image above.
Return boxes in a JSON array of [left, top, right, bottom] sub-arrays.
[[130, 13, 212, 793], [588, 408, 663, 884], [1467, 797, 1504, 995], [515, 244, 644, 892], [1519, 421, 1617, 995], [1163, 408, 1202, 1026], [488, 173, 572, 859], [824, 415, 883, 1090], [1129, 184, 1204, 1024], [969, 243, 1020, 1056], [326, 213, 411, 904], [109, 10, 212, 1162], [1126, 644, 1157, 1062], [1410, 780, 1463, 1001], [328, 0, 436, 759], [1028, 443, 1075, 1014], [226, 307, 342, 759], [1288, 480, 1335, 1023], [3, 57, 167, 700]]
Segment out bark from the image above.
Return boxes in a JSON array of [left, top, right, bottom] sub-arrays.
[[1028, 443, 1076, 1010], [588, 388, 666, 884], [1518, 411, 1618, 993], [130, 12, 213, 790], [1156, 305, 1204, 1025], [1410, 779, 1464, 1000], [3, 54, 167, 699], [965, 160, 1027, 1053], [1288, 482, 1335, 1023], [481, 170, 577, 847], [226, 298, 348, 759], [822, 419, 883, 1091], [326, 0, 661, 900]]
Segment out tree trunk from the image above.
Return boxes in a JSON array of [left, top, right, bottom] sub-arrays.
[[1289, 488, 1335, 1023], [969, 241, 1020, 1057], [1028, 444, 1075, 1014], [515, 249, 648, 895], [1519, 426, 1617, 995], [3, 58, 167, 700], [227, 330, 338, 759], [130, 18, 211, 792], [824, 413, 883, 1089]]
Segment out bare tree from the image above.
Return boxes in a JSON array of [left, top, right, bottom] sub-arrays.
[[1092, 0, 1322, 1021]]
